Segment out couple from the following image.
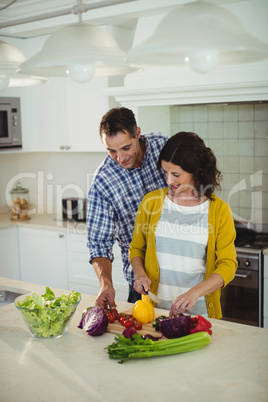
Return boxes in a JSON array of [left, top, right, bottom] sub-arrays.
[[86, 107, 237, 319]]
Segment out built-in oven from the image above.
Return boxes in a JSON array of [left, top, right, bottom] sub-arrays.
[[221, 226, 268, 327]]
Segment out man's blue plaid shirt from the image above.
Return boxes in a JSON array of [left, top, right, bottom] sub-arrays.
[[86, 132, 168, 286]]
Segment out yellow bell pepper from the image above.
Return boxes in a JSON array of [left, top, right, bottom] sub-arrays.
[[132, 295, 155, 324]]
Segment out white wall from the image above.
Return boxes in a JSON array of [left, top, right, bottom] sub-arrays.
[[1, 152, 106, 216]]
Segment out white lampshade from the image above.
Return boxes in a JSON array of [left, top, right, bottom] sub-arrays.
[[128, 1, 268, 73], [0, 40, 48, 91], [20, 22, 142, 82]]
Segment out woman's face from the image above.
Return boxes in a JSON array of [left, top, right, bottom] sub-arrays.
[[161, 160, 195, 196]]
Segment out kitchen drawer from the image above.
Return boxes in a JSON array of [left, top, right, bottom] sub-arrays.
[[67, 233, 88, 254], [67, 251, 98, 286], [68, 281, 99, 295], [67, 233, 121, 259], [66, 233, 128, 300], [67, 252, 128, 301]]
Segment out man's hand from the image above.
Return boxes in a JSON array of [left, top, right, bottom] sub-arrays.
[[95, 284, 117, 310], [92, 257, 116, 309]]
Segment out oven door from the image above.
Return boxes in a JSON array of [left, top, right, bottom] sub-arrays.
[[220, 267, 260, 327]]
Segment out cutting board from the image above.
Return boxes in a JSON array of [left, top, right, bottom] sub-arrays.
[[107, 309, 163, 337]]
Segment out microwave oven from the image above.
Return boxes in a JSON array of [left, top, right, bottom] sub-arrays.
[[0, 97, 22, 149]]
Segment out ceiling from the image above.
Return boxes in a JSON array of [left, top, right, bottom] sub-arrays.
[[0, 0, 246, 38]]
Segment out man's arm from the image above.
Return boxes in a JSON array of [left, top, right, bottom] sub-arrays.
[[87, 181, 117, 309], [92, 257, 116, 309]]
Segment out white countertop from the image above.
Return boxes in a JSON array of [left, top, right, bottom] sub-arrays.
[[1, 277, 268, 402], [0, 212, 87, 234], [1, 212, 268, 255]]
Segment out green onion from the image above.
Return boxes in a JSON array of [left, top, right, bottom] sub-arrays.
[[105, 331, 211, 363]]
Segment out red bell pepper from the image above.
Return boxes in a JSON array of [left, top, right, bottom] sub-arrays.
[[190, 315, 212, 336]]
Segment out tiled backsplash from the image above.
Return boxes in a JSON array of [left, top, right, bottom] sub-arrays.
[[170, 102, 268, 229]]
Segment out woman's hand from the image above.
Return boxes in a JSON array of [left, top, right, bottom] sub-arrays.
[[169, 273, 224, 317], [169, 289, 199, 317], [133, 275, 151, 295], [131, 256, 151, 295]]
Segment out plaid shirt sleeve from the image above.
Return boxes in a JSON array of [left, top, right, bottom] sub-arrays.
[[86, 182, 117, 263]]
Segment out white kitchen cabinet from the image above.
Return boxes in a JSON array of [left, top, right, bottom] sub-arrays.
[[18, 227, 68, 289], [67, 233, 128, 301], [25, 78, 66, 152], [64, 78, 108, 152], [0, 228, 20, 280], [24, 75, 108, 152], [263, 254, 268, 329]]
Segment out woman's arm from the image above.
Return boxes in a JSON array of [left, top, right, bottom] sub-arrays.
[[169, 273, 224, 317]]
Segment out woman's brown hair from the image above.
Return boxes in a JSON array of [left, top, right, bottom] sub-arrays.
[[157, 131, 222, 200]]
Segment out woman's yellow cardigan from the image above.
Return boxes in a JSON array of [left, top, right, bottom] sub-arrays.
[[129, 188, 237, 319]]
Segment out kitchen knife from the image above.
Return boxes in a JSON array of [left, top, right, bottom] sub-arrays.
[[142, 285, 161, 303], [146, 290, 161, 304], [148, 291, 160, 304]]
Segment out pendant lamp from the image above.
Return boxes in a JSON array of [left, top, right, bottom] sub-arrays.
[[19, 22, 142, 83], [0, 40, 48, 91], [127, 1, 268, 73]]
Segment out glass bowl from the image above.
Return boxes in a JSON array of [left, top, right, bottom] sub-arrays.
[[15, 292, 81, 339]]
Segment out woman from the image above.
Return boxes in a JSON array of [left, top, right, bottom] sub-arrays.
[[129, 131, 237, 319]]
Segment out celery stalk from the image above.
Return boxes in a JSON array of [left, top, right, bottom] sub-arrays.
[[105, 332, 211, 363]]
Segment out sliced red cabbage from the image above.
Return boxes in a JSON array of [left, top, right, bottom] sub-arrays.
[[123, 328, 137, 338], [159, 314, 192, 339], [78, 306, 108, 336]]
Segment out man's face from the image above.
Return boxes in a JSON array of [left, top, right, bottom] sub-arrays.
[[102, 128, 142, 169]]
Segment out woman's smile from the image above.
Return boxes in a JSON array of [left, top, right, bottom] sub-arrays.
[[161, 160, 195, 197]]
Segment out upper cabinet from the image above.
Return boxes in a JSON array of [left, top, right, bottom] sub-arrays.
[[0, 35, 108, 153], [24, 75, 108, 152], [64, 77, 108, 152]]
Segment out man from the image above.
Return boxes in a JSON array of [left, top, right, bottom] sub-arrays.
[[86, 107, 168, 309]]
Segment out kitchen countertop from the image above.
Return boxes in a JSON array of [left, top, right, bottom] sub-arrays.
[[0, 212, 87, 234], [1, 212, 268, 254], [1, 277, 268, 402]]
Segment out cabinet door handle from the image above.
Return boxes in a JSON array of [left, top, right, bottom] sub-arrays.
[[235, 272, 251, 279], [58, 234, 64, 238], [65, 145, 70, 150], [60, 145, 65, 150]]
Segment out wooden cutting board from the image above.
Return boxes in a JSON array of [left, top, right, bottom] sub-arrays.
[[107, 309, 163, 337]]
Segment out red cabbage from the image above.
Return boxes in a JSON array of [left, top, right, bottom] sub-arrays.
[[123, 328, 137, 338], [159, 314, 191, 339], [78, 306, 108, 336], [142, 334, 163, 341]]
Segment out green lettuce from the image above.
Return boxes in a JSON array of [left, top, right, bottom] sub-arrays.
[[17, 287, 81, 338]]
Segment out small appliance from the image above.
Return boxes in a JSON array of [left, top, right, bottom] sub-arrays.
[[62, 198, 87, 222], [0, 97, 22, 149]]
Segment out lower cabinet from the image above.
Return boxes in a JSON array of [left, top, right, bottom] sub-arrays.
[[18, 227, 68, 289], [0, 227, 20, 280], [0, 226, 128, 301], [67, 233, 129, 301]]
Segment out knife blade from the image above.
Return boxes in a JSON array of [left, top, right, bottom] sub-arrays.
[[147, 290, 161, 304]]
